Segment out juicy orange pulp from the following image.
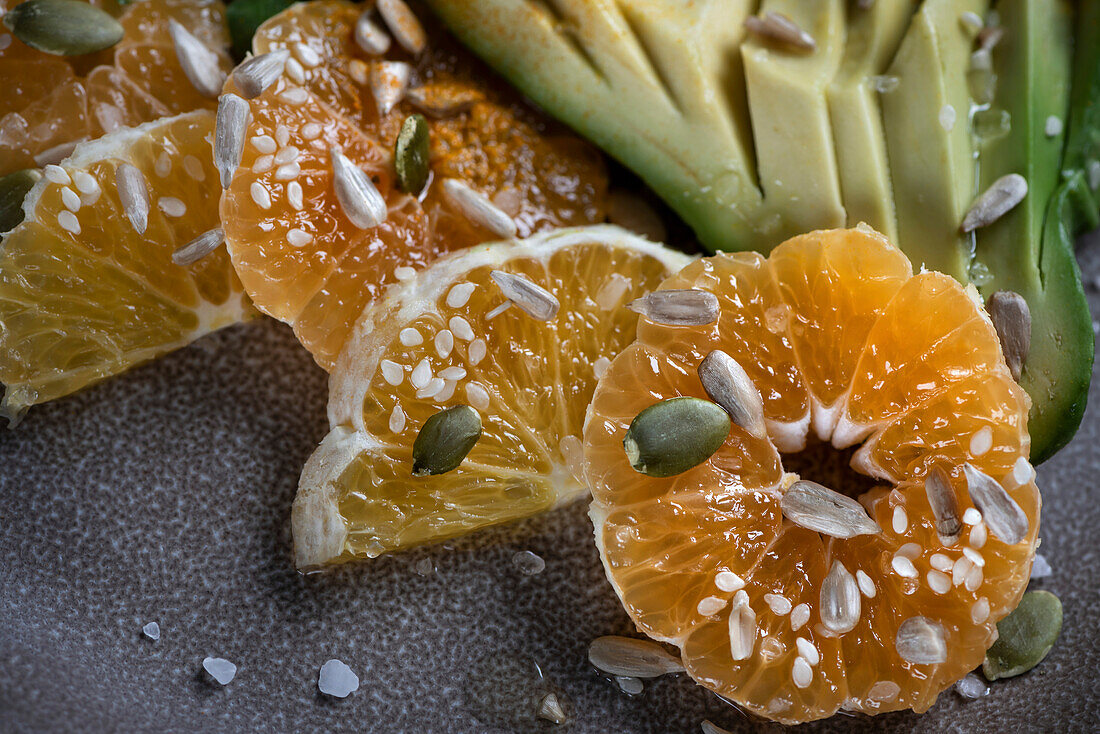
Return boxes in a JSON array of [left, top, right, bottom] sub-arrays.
[[583, 227, 1039, 723]]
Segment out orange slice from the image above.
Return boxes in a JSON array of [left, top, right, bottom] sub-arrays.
[[0, 110, 249, 420], [220, 0, 607, 370], [291, 225, 688, 568], [583, 227, 1039, 723]]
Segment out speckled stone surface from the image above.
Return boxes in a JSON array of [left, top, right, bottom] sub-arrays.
[[2, 233, 1099, 733]]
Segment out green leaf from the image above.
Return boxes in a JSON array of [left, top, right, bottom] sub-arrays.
[[226, 0, 296, 59]]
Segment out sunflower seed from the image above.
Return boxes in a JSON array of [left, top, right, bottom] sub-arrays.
[[489, 270, 559, 320], [330, 148, 387, 229], [411, 405, 482, 476], [587, 636, 684, 678], [728, 590, 756, 660], [377, 0, 427, 55], [628, 289, 719, 326], [370, 61, 412, 117], [963, 464, 1028, 544], [0, 169, 41, 233], [623, 397, 729, 478], [819, 560, 860, 634], [3, 0, 123, 56], [924, 466, 962, 544], [114, 163, 149, 235], [537, 692, 567, 724], [354, 11, 391, 55], [232, 49, 290, 99], [33, 138, 84, 166], [394, 114, 430, 194], [698, 350, 766, 439], [215, 93, 250, 190], [961, 174, 1028, 232], [744, 12, 816, 51], [443, 178, 518, 238], [406, 83, 483, 117], [701, 721, 733, 734], [168, 19, 225, 99], [172, 227, 224, 266], [896, 617, 947, 664], [987, 290, 1031, 382], [983, 590, 1062, 680], [780, 480, 880, 539]]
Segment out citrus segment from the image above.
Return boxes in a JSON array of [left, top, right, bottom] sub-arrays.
[[292, 226, 688, 568], [222, 0, 607, 370], [583, 227, 1040, 723], [0, 110, 249, 419]]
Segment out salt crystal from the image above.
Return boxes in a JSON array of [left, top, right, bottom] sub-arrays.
[[202, 657, 237, 685], [142, 622, 160, 641], [1030, 553, 1052, 580], [955, 672, 990, 700], [513, 550, 545, 575], [318, 659, 359, 698]]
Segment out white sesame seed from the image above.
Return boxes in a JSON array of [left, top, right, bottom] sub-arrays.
[[250, 182, 272, 209], [963, 508, 983, 525], [380, 359, 404, 385], [795, 637, 819, 666], [697, 596, 728, 616], [953, 556, 973, 586], [158, 197, 186, 217], [963, 547, 985, 567], [448, 316, 474, 341], [593, 356, 612, 380], [468, 338, 487, 365], [44, 165, 70, 185], [965, 564, 983, 591], [283, 56, 306, 84], [276, 125, 290, 147], [869, 681, 900, 702], [302, 123, 323, 140], [970, 426, 993, 456], [1045, 115, 1063, 137], [394, 266, 416, 281], [293, 42, 322, 68], [287, 181, 303, 211], [275, 162, 301, 181], [713, 571, 744, 593], [892, 506, 908, 534], [252, 155, 274, 173], [897, 542, 921, 559], [278, 87, 309, 105], [792, 657, 813, 689], [410, 358, 431, 389], [1011, 456, 1034, 486], [252, 135, 277, 154], [465, 382, 490, 411], [416, 377, 446, 399], [275, 146, 300, 165], [855, 570, 876, 598], [764, 593, 792, 615], [446, 282, 476, 309], [286, 228, 313, 247], [184, 155, 205, 181], [959, 11, 983, 36], [892, 555, 918, 578], [72, 171, 97, 195], [389, 404, 406, 433], [399, 328, 423, 346], [155, 151, 172, 177], [939, 104, 956, 131], [930, 553, 952, 572], [60, 186, 81, 212], [970, 522, 988, 549], [438, 366, 466, 381], [435, 329, 454, 358], [971, 597, 990, 624], [57, 210, 80, 234], [790, 603, 810, 630], [927, 570, 951, 594], [433, 380, 457, 403], [349, 58, 370, 85]]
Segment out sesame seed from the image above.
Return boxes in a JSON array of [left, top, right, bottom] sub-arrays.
[[57, 210, 80, 234], [953, 556, 973, 586], [963, 508, 983, 525], [897, 542, 920, 559], [965, 564, 983, 591], [892, 506, 908, 534], [468, 339, 487, 365], [448, 316, 474, 341], [155, 152, 172, 177], [276, 125, 290, 147], [278, 87, 309, 105], [416, 377, 446, 399], [72, 171, 98, 195], [286, 228, 312, 247], [465, 382, 490, 411], [1011, 456, 1034, 486], [970, 522, 987, 549], [764, 593, 792, 615], [60, 187, 81, 212], [252, 135, 277, 153], [791, 657, 813, 689], [446, 282, 476, 308], [250, 182, 272, 209], [158, 197, 186, 217], [697, 596, 728, 616], [963, 547, 985, 567], [855, 570, 876, 598], [927, 570, 951, 594], [275, 146, 300, 165], [287, 181, 304, 210], [410, 358, 431, 389], [790, 603, 810, 630], [399, 328, 422, 346], [44, 165, 70, 185], [389, 404, 406, 433], [969, 426, 993, 456], [930, 553, 952, 572], [286, 58, 307, 84], [892, 555, 918, 578], [349, 58, 370, 85], [275, 162, 301, 181], [184, 155, 205, 181], [355, 12, 391, 56], [593, 356, 611, 380], [869, 681, 900, 702], [714, 571, 744, 592], [795, 637, 819, 666], [301, 123, 322, 140], [394, 266, 416, 281], [1045, 115, 1063, 137], [251, 155, 273, 173], [380, 359, 403, 386], [485, 302, 512, 320], [434, 329, 454, 358], [439, 366, 466, 381], [293, 42, 322, 68], [970, 597, 990, 624], [433, 380, 457, 403], [939, 104, 956, 131]]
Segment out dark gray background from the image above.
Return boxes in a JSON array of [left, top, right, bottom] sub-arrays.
[[1, 230, 1098, 733]]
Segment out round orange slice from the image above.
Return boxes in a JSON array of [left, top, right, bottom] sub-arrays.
[[583, 227, 1039, 723], [220, 0, 607, 370]]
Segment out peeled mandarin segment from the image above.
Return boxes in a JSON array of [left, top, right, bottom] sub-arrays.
[[0, 79, 89, 171], [0, 59, 74, 118], [846, 272, 1009, 430], [84, 66, 173, 137], [113, 42, 231, 115], [768, 228, 912, 422], [116, 0, 230, 50]]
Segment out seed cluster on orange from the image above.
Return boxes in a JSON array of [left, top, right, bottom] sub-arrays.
[[584, 227, 1040, 723]]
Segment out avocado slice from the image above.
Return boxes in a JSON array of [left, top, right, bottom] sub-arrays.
[[826, 0, 915, 243], [974, 0, 1093, 463]]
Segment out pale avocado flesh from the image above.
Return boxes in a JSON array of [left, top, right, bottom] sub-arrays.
[[427, 0, 1096, 461]]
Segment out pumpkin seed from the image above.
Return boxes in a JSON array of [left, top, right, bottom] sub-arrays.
[[697, 350, 766, 439], [628, 289, 720, 326], [962, 463, 1028, 544], [819, 560, 860, 634], [983, 590, 1062, 680], [394, 114, 430, 194], [3, 0, 123, 56], [780, 480, 880, 539], [587, 636, 684, 678], [411, 405, 482, 476], [0, 169, 41, 233], [489, 270, 559, 321], [622, 397, 729, 478], [961, 173, 1028, 232], [986, 290, 1031, 382], [895, 616, 947, 664], [924, 466, 962, 544]]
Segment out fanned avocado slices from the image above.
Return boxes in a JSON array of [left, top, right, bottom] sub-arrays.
[[426, 0, 1097, 462]]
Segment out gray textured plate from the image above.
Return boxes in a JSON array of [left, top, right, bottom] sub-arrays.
[[2, 231, 1099, 733]]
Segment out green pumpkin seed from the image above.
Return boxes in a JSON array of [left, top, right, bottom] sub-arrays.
[[411, 404, 482, 476], [395, 114, 430, 194], [623, 397, 729, 478], [0, 169, 41, 234], [4, 0, 124, 56], [983, 590, 1062, 680]]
